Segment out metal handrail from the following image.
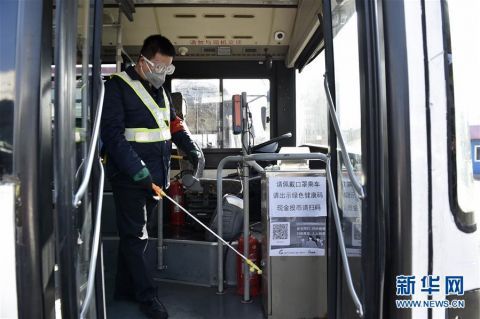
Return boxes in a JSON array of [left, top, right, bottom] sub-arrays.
[[73, 78, 105, 207], [79, 157, 105, 319], [324, 75, 366, 199], [326, 156, 364, 317]]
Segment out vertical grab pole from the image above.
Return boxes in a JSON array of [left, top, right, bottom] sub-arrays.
[[241, 92, 251, 302], [217, 162, 225, 294], [115, 9, 123, 72]]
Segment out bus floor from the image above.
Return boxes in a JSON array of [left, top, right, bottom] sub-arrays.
[[104, 240, 264, 319]]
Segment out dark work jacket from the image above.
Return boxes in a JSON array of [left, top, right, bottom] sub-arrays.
[[100, 66, 196, 188]]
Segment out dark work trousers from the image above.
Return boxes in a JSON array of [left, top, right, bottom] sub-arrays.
[[111, 181, 158, 302]]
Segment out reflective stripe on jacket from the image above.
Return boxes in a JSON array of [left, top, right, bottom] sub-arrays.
[[112, 71, 171, 142]]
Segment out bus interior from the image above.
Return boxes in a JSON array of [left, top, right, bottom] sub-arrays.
[[100, 2, 330, 318], [1, 0, 479, 319]]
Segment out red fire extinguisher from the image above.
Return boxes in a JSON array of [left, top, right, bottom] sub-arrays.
[[236, 234, 261, 297], [168, 178, 185, 226]]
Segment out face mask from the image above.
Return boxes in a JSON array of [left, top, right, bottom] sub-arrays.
[[144, 69, 166, 89], [141, 55, 174, 89]]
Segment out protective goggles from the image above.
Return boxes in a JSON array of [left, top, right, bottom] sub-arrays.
[[142, 55, 175, 75]]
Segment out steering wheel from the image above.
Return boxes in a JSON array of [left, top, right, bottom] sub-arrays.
[[251, 132, 292, 153]]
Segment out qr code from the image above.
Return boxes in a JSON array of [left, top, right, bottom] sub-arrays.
[[273, 223, 289, 240], [270, 222, 290, 247]]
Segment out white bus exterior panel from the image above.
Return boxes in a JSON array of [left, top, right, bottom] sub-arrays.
[[425, 2, 480, 319], [405, 0, 430, 318], [0, 183, 18, 319]]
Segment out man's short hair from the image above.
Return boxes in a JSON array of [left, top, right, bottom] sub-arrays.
[[140, 35, 176, 59]]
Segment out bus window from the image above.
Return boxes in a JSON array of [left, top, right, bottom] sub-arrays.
[[333, 11, 362, 163], [331, 1, 364, 222], [171, 79, 221, 148], [0, 1, 18, 178], [443, 0, 480, 227], [172, 78, 270, 149], [296, 51, 329, 146]]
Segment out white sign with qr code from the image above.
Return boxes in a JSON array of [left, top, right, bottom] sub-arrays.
[[270, 222, 290, 246]]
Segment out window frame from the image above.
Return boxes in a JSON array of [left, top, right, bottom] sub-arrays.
[[164, 60, 296, 169], [440, 0, 477, 233], [170, 77, 271, 150]]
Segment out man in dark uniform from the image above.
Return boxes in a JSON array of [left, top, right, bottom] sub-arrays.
[[101, 35, 201, 319]]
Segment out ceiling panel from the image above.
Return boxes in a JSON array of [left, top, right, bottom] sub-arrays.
[[103, 6, 297, 60], [105, 0, 298, 5]]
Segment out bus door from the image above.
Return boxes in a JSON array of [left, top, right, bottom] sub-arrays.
[[426, 1, 480, 318], [1, 1, 55, 318], [53, 0, 105, 318], [321, 0, 387, 318]]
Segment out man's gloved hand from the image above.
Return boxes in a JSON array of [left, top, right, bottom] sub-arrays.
[[152, 183, 165, 198], [186, 149, 201, 170], [133, 167, 153, 189]]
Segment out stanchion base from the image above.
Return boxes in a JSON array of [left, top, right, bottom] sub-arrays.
[[216, 290, 226, 295], [241, 298, 253, 304]]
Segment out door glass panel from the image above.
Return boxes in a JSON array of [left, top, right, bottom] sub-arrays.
[[330, 0, 364, 317], [296, 51, 329, 146], [444, 0, 480, 221], [75, 0, 96, 314], [0, 1, 18, 178]]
